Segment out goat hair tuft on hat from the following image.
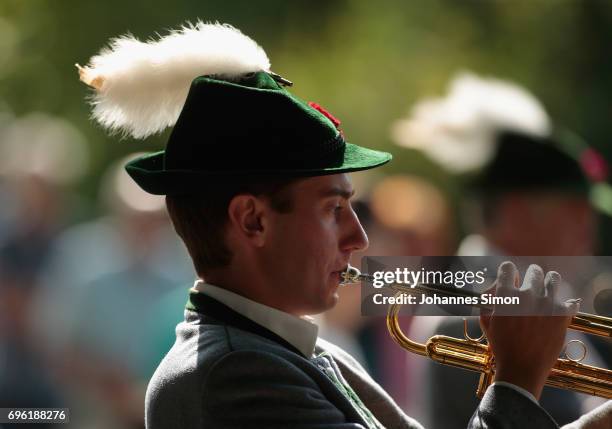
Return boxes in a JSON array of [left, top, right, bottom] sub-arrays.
[[76, 21, 271, 139], [77, 20, 392, 195]]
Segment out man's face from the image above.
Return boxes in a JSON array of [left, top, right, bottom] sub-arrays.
[[261, 174, 368, 316], [489, 193, 596, 256]]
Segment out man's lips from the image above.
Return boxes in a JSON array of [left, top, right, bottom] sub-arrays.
[[331, 267, 349, 283], [330, 265, 350, 284]]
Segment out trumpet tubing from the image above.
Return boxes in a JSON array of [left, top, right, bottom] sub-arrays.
[[387, 290, 612, 399], [343, 267, 612, 399]]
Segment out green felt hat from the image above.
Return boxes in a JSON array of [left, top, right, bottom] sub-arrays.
[[124, 72, 391, 195], [471, 130, 591, 195]]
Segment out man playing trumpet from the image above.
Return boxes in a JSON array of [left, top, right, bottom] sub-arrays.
[[78, 21, 611, 428]]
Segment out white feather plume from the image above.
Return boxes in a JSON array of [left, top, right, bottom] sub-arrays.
[[391, 71, 551, 173], [78, 21, 271, 139]]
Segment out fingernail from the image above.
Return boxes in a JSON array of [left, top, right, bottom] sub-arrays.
[[546, 271, 562, 286], [527, 264, 544, 277], [498, 261, 516, 277], [565, 298, 581, 313]]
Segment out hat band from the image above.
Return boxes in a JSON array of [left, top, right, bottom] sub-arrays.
[[164, 133, 346, 172]]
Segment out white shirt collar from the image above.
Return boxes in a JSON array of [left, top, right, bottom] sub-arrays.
[[192, 280, 319, 358]]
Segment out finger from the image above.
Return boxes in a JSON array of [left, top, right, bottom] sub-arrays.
[[544, 270, 562, 302], [496, 261, 518, 298], [520, 264, 546, 297]]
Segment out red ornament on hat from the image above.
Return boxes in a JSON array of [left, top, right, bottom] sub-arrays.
[[309, 102, 344, 137], [580, 148, 609, 182]]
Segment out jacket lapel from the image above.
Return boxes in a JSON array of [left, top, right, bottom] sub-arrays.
[[186, 290, 375, 428]]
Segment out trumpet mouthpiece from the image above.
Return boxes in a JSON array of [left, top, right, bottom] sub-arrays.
[[340, 265, 363, 285]]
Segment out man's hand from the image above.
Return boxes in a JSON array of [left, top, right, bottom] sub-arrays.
[[480, 261, 578, 400], [562, 400, 612, 429]]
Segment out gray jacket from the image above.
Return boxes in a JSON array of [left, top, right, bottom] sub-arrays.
[[145, 292, 559, 428]]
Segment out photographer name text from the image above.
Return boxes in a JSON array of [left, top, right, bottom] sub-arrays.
[[372, 293, 520, 305]]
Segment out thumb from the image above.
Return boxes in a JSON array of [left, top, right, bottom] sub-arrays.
[[561, 298, 581, 317]]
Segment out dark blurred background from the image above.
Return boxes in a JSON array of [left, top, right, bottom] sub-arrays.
[[1, 1, 612, 428]]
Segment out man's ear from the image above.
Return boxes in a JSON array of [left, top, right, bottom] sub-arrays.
[[227, 194, 267, 247]]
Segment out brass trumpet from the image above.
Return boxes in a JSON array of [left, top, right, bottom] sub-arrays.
[[341, 266, 612, 399]]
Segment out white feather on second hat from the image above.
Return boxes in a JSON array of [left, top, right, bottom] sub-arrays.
[[391, 71, 551, 173]]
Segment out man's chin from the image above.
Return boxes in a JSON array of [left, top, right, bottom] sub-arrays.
[[306, 292, 340, 316], [325, 289, 341, 309]]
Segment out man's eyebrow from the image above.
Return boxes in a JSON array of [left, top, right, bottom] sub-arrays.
[[319, 187, 355, 199]]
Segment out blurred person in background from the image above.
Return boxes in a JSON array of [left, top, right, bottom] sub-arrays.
[[368, 175, 457, 257], [0, 111, 88, 428], [30, 155, 193, 429], [392, 72, 609, 428]]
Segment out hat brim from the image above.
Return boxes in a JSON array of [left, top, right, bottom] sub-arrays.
[[125, 142, 392, 195]]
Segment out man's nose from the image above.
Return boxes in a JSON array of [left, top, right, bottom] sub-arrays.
[[342, 208, 369, 252]]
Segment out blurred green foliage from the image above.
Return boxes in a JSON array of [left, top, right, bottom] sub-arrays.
[[1, 0, 611, 243]]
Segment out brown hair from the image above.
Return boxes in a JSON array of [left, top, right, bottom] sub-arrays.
[[166, 177, 300, 277]]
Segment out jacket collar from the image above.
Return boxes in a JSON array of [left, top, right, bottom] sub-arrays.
[[186, 282, 318, 358]]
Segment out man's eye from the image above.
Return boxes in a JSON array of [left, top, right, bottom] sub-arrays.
[[334, 203, 348, 215], [327, 200, 349, 215]]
